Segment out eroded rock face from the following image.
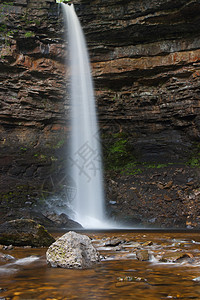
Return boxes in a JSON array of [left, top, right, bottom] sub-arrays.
[[46, 231, 100, 269]]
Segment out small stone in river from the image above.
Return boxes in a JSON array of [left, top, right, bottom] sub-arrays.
[[142, 241, 153, 246], [136, 250, 149, 261], [160, 252, 193, 263], [117, 276, 147, 282], [118, 276, 134, 282], [104, 237, 125, 247]]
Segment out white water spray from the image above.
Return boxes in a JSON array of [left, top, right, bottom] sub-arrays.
[[61, 3, 106, 228]]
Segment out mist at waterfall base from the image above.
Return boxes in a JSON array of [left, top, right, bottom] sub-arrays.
[[61, 3, 119, 229]]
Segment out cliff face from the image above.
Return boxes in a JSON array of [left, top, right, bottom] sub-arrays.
[[0, 0, 67, 205], [78, 0, 200, 161], [78, 0, 200, 227], [0, 0, 200, 227]]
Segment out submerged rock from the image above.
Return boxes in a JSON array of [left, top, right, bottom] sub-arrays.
[[46, 231, 100, 269], [0, 219, 55, 247]]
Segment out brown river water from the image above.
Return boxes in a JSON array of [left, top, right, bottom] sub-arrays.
[[1, 230, 200, 300]]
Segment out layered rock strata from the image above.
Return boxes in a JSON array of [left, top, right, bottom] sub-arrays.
[[78, 0, 200, 161], [0, 0, 68, 208]]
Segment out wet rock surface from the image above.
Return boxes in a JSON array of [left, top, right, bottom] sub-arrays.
[[0, 219, 55, 247], [46, 231, 100, 269]]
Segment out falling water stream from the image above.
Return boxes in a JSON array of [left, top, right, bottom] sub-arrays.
[[62, 4, 106, 228]]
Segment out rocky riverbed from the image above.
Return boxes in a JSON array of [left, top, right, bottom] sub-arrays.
[[1, 230, 200, 299]]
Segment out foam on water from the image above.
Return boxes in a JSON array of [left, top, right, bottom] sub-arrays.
[[0, 256, 40, 276], [14, 256, 40, 265]]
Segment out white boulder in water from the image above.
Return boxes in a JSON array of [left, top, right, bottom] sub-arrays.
[[46, 231, 100, 269]]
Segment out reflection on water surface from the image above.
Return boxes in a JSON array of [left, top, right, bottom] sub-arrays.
[[1, 231, 200, 299]]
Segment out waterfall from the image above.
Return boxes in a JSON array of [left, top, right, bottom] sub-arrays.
[[61, 3, 106, 228]]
